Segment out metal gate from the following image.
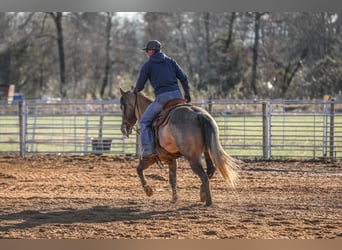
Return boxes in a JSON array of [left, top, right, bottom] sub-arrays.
[[1, 99, 341, 160]]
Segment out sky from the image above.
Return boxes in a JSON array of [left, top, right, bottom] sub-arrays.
[[116, 12, 142, 20]]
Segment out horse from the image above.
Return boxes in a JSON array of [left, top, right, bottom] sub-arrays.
[[119, 88, 239, 206]]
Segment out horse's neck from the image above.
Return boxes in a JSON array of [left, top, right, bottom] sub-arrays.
[[136, 94, 152, 120]]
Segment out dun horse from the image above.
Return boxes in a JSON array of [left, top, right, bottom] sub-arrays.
[[119, 88, 239, 206]]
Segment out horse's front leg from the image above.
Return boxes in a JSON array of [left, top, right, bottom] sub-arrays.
[[168, 159, 178, 203], [136, 159, 155, 197]]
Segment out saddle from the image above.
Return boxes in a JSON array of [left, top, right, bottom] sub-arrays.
[[152, 98, 187, 128], [152, 98, 191, 162]]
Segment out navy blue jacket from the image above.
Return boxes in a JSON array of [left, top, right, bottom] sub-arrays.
[[134, 52, 189, 97]]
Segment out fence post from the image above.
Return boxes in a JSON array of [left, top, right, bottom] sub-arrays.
[[262, 101, 271, 159], [18, 101, 27, 157], [322, 100, 328, 157], [330, 99, 335, 158], [99, 103, 104, 138], [84, 101, 90, 153]]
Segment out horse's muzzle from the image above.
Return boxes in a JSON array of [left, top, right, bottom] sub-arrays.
[[121, 123, 132, 138]]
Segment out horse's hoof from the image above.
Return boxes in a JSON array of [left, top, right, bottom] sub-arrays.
[[200, 184, 206, 202], [144, 186, 153, 197], [171, 197, 177, 203]]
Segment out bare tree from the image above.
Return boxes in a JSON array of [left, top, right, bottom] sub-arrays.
[[100, 12, 114, 98], [223, 12, 236, 53], [250, 12, 267, 96], [48, 12, 67, 98], [3, 12, 342, 100]]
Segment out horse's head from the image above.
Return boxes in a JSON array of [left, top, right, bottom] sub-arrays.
[[119, 88, 137, 137]]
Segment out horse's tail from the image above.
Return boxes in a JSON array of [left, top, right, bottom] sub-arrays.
[[198, 113, 239, 187]]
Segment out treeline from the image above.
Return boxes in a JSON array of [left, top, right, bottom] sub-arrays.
[[1, 12, 342, 100]]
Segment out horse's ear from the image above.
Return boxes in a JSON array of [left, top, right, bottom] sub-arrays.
[[119, 88, 125, 95]]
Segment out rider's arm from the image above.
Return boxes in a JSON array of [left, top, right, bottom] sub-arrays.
[[133, 63, 150, 93]]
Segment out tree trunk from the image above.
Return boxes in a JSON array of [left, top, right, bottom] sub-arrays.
[[204, 12, 211, 66], [224, 12, 236, 53], [251, 12, 262, 96], [0, 46, 11, 85], [281, 47, 308, 95], [100, 12, 113, 98], [0, 13, 11, 86], [49, 12, 67, 98]]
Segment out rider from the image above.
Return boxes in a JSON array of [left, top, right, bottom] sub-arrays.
[[133, 40, 191, 160]]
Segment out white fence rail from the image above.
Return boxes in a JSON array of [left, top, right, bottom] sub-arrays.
[[1, 99, 341, 160]]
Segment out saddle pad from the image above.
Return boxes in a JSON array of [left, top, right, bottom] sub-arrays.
[[153, 99, 189, 128]]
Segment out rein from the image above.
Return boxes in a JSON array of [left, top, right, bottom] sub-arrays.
[[121, 92, 141, 135], [134, 92, 142, 121], [131, 92, 141, 134]]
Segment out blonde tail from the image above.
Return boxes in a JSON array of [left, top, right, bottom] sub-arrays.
[[198, 114, 239, 187]]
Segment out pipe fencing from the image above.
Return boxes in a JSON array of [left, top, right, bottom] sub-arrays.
[[0, 99, 341, 160]]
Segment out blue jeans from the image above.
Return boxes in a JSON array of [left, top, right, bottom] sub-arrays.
[[139, 90, 183, 153]]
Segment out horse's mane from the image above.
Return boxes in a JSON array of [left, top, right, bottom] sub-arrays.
[[137, 91, 153, 103]]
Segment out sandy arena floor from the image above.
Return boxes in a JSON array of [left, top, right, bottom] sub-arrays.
[[0, 155, 341, 239]]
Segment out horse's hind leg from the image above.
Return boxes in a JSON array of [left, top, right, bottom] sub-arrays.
[[189, 159, 212, 206], [168, 159, 178, 203], [136, 159, 155, 197], [204, 151, 216, 179], [200, 152, 216, 202]]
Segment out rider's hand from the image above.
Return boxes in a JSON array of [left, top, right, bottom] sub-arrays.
[[185, 94, 191, 103]]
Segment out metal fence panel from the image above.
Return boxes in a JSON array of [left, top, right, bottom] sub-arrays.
[[1, 99, 341, 160], [0, 102, 21, 153], [198, 99, 342, 160]]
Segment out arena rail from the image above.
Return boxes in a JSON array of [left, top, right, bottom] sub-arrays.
[[0, 98, 341, 160]]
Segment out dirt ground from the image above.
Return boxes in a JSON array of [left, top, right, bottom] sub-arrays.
[[0, 155, 341, 239]]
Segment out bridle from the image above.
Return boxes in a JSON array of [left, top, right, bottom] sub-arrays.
[[121, 92, 141, 137]]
